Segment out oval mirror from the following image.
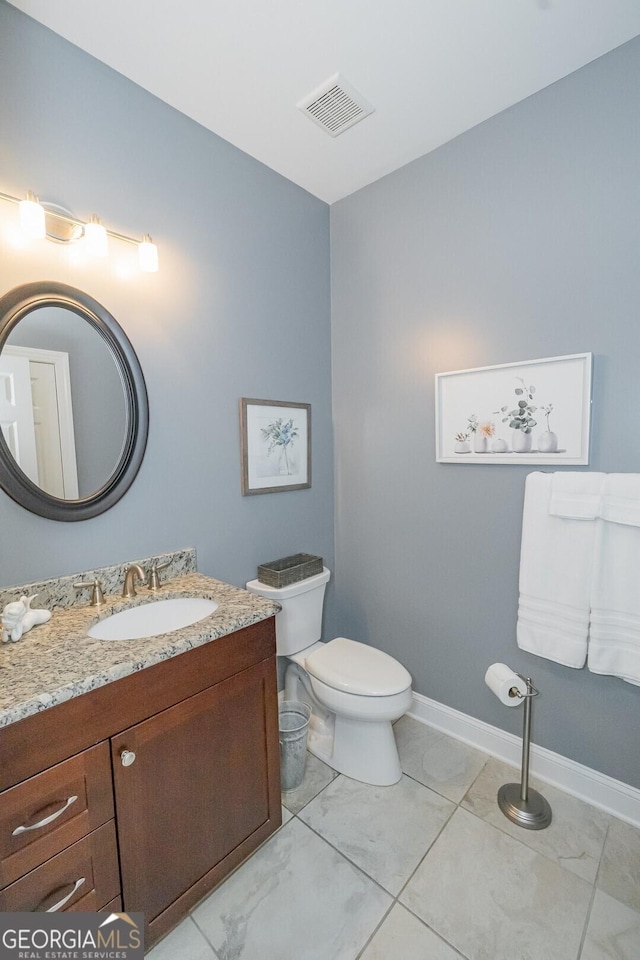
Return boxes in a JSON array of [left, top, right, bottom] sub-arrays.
[[0, 281, 149, 521]]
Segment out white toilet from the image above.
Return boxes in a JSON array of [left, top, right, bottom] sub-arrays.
[[246, 567, 412, 786]]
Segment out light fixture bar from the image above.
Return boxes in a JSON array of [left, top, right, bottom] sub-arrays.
[[0, 190, 158, 270]]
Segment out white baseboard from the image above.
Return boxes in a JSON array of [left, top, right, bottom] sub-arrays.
[[408, 691, 640, 828]]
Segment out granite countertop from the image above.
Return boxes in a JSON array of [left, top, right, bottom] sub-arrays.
[[0, 572, 280, 729]]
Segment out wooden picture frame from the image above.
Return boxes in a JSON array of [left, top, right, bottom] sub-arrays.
[[240, 398, 311, 495]]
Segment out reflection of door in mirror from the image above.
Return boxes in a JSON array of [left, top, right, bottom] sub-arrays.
[[0, 353, 39, 484], [4, 306, 127, 499], [2, 345, 79, 498]]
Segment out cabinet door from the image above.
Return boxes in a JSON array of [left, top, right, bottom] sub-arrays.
[[112, 657, 280, 931]]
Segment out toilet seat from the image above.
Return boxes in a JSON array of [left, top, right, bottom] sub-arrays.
[[304, 636, 411, 697]]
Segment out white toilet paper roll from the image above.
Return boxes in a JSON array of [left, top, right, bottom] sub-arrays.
[[484, 663, 528, 706]]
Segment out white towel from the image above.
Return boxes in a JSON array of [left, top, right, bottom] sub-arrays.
[[588, 474, 640, 684], [599, 473, 640, 527], [549, 472, 605, 520], [516, 472, 597, 668]]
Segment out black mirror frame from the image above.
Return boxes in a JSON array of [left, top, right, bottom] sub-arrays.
[[0, 281, 149, 521]]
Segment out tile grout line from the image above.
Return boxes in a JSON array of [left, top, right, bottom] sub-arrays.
[[575, 820, 612, 960], [454, 753, 613, 887], [329, 741, 608, 959], [352, 901, 395, 960], [286, 748, 576, 958], [291, 762, 476, 959], [291, 791, 470, 960], [190, 912, 223, 960]]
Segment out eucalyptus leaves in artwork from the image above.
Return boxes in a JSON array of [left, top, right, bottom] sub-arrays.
[[261, 417, 299, 475], [495, 377, 538, 434]]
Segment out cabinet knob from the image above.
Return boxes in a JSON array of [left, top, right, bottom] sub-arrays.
[[120, 749, 136, 767]]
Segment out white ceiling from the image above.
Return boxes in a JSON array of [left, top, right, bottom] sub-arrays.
[[8, 0, 640, 204]]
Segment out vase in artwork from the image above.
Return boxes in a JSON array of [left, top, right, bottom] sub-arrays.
[[511, 430, 532, 453], [538, 430, 558, 453], [473, 434, 488, 453], [491, 438, 508, 453], [455, 440, 471, 454], [278, 447, 293, 475]]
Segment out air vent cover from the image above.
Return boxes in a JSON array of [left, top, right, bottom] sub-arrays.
[[297, 73, 374, 138]]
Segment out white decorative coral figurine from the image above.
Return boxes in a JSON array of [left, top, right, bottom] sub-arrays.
[[2, 594, 51, 643]]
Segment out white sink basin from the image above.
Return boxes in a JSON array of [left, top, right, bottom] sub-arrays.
[[87, 597, 219, 641]]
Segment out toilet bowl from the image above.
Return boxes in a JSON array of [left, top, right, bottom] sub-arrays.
[[246, 568, 412, 786]]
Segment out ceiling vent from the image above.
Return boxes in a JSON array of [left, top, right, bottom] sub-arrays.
[[297, 73, 374, 138]]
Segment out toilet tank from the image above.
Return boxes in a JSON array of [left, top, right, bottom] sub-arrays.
[[246, 567, 330, 656]]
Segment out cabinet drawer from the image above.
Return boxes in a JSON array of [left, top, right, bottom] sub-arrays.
[[0, 820, 120, 913], [0, 742, 114, 888], [64, 891, 122, 913], [100, 894, 123, 913]]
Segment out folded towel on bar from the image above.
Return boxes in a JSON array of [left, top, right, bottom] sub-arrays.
[[548, 472, 605, 520], [516, 472, 596, 668], [588, 475, 640, 684], [599, 473, 640, 527]]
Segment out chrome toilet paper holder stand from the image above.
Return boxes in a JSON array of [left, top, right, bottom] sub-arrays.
[[498, 676, 552, 830]]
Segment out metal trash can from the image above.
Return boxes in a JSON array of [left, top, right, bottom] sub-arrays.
[[279, 700, 311, 791]]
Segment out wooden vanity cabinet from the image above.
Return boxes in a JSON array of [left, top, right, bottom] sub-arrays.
[[113, 656, 277, 941], [0, 617, 281, 948]]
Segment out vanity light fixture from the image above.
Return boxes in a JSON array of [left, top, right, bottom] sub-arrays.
[[18, 191, 46, 239], [138, 234, 158, 273], [83, 214, 108, 257], [0, 189, 159, 272]]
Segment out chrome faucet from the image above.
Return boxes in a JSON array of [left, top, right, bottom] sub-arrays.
[[122, 564, 146, 599]]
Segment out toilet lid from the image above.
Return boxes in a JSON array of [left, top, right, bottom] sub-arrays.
[[304, 637, 411, 696]]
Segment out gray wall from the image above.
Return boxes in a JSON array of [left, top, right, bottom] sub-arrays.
[[331, 37, 640, 788], [0, 2, 335, 612]]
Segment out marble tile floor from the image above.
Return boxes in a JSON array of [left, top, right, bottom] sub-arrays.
[[147, 715, 640, 960]]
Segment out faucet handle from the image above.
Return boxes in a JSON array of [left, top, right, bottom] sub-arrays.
[[147, 559, 170, 591], [73, 579, 105, 607]]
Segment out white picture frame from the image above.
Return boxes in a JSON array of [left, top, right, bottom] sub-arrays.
[[435, 353, 592, 465]]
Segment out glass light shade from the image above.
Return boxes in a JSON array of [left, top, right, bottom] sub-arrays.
[[138, 235, 158, 273], [84, 216, 108, 257], [19, 193, 45, 239]]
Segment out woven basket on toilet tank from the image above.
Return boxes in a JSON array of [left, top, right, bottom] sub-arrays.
[[257, 553, 323, 588]]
